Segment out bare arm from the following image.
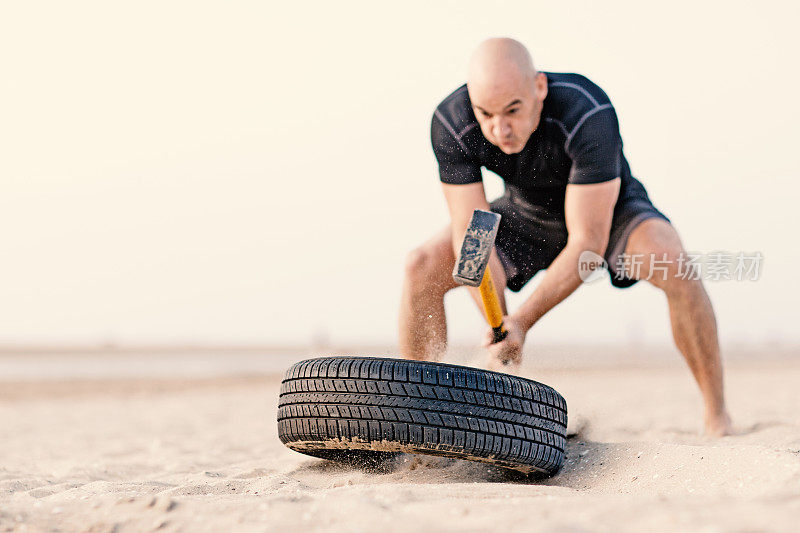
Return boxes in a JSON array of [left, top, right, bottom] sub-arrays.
[[441, 182, 490, 255], [441, 182, 508, 315], [512, 178, 621, 331]]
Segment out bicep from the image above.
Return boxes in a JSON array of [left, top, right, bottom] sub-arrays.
[[564, 179, 621, 247]]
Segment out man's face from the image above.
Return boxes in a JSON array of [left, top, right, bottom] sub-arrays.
[[468, 71, 547, 155]]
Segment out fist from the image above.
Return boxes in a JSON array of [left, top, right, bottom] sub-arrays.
[[482, 315, 526, 373]]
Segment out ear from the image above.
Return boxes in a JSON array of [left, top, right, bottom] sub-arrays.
[[535, 71, 548, 101]]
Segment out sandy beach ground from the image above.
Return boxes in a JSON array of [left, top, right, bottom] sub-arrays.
[[1, 346, 799, 532]]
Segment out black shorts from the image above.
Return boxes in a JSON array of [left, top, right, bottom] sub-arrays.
[[490, 191, 671, 292]]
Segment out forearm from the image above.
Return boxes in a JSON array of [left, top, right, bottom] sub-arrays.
[[512, 238, 605, 331]]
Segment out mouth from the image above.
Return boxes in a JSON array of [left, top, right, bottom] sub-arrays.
[[499, 140, 516, 149]]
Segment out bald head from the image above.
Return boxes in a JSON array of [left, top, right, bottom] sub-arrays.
[[465, 38, 547, 154], [467, 38, 536, 89]]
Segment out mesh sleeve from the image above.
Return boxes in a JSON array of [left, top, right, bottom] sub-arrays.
[[566, 106, 622, 185], [431, 112, 482, 185]]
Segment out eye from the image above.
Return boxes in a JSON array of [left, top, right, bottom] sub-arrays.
[[508, 108, 518, 115], [481, 110, 492, 118]]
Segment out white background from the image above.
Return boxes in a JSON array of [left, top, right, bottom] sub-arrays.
[[1, 1, 797, 348]]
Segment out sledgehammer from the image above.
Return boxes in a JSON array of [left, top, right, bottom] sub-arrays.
[[452, 209, 509, 346]]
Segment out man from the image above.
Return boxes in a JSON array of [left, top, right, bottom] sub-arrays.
[[398, 38, 732, 437]]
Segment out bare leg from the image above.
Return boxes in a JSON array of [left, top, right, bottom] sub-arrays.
[[626, 218, 732, 437], [665, 277, 731, 436], [398, 227, 510, 363], [398, 227, 459, 361]]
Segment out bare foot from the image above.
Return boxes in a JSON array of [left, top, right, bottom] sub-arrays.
[[705, 411, 733, 437]]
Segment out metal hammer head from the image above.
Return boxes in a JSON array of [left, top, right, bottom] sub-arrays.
[[452, 209, 501, 287]]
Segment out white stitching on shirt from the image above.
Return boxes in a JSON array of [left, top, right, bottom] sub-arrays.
[[565, 103, 613, 152], [549, 82, 599, 107], [434, 109, 471, 154], [459, 122, 478, 137], [545, 117, 569, 137]]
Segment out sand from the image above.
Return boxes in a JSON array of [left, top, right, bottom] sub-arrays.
[[1, 348, 799, 532]]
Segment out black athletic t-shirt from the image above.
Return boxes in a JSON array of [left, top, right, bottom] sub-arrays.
[[431, 72, 650, 218]]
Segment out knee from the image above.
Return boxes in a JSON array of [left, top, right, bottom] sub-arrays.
[[404, 245, 451, 293], [645, 247, 701, 296]]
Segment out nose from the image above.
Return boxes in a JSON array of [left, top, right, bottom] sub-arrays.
[[492, 118, 511, 139]]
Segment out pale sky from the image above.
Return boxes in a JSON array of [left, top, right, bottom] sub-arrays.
[[1, 1, 798, 348]]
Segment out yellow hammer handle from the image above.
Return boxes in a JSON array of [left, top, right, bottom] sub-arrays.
[[479, 265, 507, 341]]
